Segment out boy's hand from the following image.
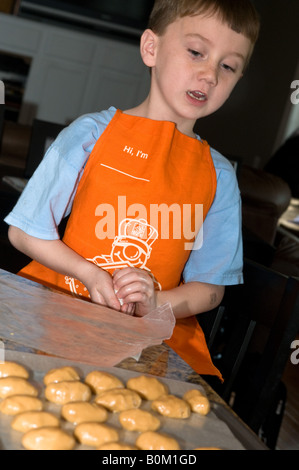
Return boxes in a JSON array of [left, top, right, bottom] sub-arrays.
[[80, 264, 121, 311], [112, 267, 157, 317]]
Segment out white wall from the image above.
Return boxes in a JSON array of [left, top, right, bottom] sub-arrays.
[[0, 13, 150, 126]]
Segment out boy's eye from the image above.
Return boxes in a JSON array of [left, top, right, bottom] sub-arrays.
[[188, 49, 202, 58], [221, 63, 236, 73]]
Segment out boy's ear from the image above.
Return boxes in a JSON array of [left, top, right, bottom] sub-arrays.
[[140, 29, 158, 67]]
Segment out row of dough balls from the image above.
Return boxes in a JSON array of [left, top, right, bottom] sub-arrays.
[[0, 361, 212, 451]]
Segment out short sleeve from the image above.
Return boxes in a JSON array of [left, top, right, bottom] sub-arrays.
[[183, 149, 243, 286], [4, 108, 116, 239]]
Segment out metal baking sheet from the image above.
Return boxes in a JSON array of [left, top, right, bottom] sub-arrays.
[[0, 351, 251, 451]]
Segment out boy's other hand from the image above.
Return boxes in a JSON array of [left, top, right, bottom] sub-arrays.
[[112, 267, 157, 317]]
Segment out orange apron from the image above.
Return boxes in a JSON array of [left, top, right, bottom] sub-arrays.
[[19, 110, 222, 380]]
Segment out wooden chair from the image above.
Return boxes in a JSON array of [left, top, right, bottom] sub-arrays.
[[198, 258, 299, 448]]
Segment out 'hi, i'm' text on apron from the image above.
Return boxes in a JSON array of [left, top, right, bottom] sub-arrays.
[[19, 110, 222, 379]]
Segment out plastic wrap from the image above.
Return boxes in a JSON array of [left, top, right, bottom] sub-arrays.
[[0, 269, 175, 366]]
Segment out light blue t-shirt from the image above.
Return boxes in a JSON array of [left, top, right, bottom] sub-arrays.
[[4, 107, 243, 286]]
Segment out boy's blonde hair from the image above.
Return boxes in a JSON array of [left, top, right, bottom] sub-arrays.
[[148, 0, 260, 45]]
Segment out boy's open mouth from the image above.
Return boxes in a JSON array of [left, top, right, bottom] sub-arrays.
[[187, 91, 207, 102]]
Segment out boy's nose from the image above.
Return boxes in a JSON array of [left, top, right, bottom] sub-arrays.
[[197, 62, 218, 87]]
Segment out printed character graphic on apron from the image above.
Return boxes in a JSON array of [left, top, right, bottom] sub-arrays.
[[65, 218, 161, 297]]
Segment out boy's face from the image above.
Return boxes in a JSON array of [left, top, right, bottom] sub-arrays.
[[142, 14, 252, 133]]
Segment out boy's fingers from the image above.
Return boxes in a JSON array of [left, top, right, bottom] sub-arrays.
[[91, 286, 121, 311], [105, 285, 122, 310], [120, 302, 135, 316], [113, 267, 151, 291]]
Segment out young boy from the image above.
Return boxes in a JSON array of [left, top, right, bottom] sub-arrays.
[[4, 0, 260, 377]]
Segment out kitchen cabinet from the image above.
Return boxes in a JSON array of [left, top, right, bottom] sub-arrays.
[[0, 13, 150, 125]]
